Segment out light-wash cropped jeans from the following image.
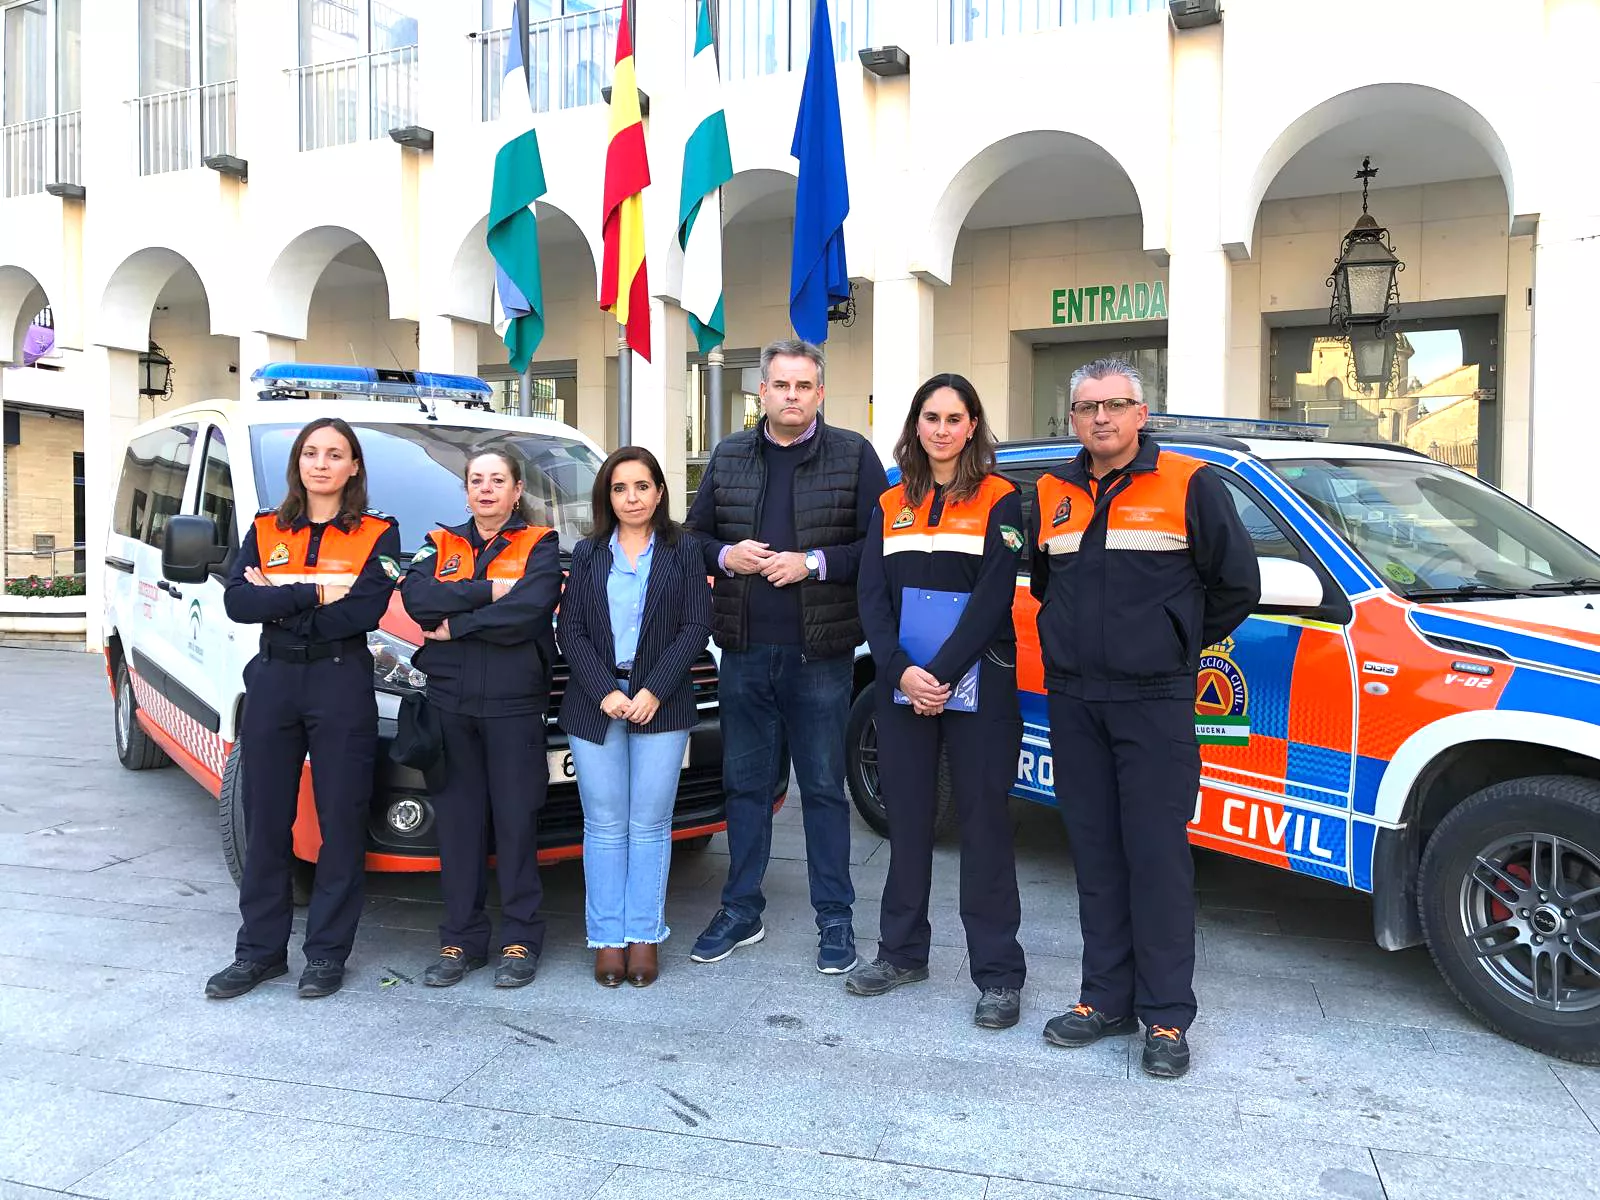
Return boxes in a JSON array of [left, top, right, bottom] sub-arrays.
[[569, 716, 693, 948]]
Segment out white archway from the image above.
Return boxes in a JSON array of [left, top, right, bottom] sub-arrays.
[[258, 225, 412, 341], [96, 247, 219, 352], [0, 265, 49, 365], [442, 201, 597, 327]]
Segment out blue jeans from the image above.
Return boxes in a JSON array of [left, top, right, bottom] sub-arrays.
[[570, 717, 692, 947], [718, 645, 855, 929]]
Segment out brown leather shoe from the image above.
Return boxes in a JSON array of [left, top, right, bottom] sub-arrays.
[[594, 947, 625, 988], [625, 942, 659, 988]]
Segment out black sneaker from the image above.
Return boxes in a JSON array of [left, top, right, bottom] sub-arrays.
[[423, 946, 486, 987], [689, 909, 765, 964], [974, 987, 1021, 1030], [494, 944, 538, 988], [1142, 1025, 1191, 1078], [1042, 1002, 1139, 1048], [298, 959, 345, 999], [816, 923, 858, 975], [843, 958, 929, 996], [204, 958, 287, 999]]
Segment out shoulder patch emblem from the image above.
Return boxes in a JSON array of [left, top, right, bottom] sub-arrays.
[[1052, 496, 1072, 527], [1000, 525, 1023, 553], [438, 554, 461, 578], [379, 555, 402, 581], [266, 542, 290, 568], [411, 543, 436, 562], [365, 508, 394, 522], [891, 505, 916, 530]]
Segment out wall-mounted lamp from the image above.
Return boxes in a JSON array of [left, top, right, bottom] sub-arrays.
[[389, 126, 435, 151], [1327, 157, 1405, 387], [859, 46, 910, 77], [203, 153, 249, 181], [139, 342, 173, 397]]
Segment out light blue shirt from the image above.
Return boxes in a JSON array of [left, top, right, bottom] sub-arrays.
[[607, 528, 655, 669]]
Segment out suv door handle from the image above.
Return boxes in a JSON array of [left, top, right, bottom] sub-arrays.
[[157, 580, 184, 600]]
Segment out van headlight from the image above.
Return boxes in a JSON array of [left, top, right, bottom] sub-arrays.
[[368, 630, 427, 694]]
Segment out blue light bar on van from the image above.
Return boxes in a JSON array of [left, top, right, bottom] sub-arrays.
[[1142, 412, 1328, 441], [250, 363, 493, 400]]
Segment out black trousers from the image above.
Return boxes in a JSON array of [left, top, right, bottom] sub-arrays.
[[876, 654, 1026, 990], [432, 709, 548, 959], [236, 652, 377, 966], [1047, 693, 1200, 1027]]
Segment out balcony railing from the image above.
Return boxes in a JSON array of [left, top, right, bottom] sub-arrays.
[[474, 4, 620, 122], [718, 0, 873, 83], [940, 0, 1163, 43], [290, 44, 418, 151], [130, 82, 237, 176], [1, 112, 81, 199]]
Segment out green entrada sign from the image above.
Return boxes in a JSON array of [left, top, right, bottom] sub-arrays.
[[1050, 281, 1168, 325]]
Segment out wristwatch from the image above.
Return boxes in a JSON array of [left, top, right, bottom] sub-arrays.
[[804, 551, 820, 579]]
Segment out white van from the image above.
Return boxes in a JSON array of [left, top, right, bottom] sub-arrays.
[[103, 365, 732, 894]]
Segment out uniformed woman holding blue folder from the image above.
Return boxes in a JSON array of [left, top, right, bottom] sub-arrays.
[[850, 373, 1027, 1029]]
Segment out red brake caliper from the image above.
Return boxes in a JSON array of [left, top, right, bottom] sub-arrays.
[[1489, 862, 1531, 923]]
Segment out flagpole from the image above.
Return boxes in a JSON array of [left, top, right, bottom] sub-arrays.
[[706, 179, 726, 448], [617, 321, 632, 446], [519, 359, 534, 418]]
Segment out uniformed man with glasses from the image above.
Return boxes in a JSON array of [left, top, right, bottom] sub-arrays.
[[1029, 357, 1258, 1077]]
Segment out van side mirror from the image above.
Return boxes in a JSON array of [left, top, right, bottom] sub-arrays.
[[1257, 557, 1324, 611], [163, 515, 229, 583]]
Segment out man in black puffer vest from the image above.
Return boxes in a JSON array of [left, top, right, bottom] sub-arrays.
[[686, 338, 888, 974]]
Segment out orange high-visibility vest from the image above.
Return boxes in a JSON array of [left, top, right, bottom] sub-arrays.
[[253, 511, 390, 586], [880, 473, 1014, 557], [1035, 454, 1203, 558], [426, 524, 554, 582]]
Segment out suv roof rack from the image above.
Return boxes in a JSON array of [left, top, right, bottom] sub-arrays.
[[250, 363, 495, 410]]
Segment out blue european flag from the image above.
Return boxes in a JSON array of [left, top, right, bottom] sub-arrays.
[[789, 0, 850, 345]]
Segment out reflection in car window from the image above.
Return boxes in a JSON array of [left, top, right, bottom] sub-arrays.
[[1215, 472, 1301, 562], [251, 423, 602, 556], [1272, 457, 1600, 596]]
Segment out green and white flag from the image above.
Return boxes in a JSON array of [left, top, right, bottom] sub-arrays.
[[487, 0, 546, 373], [677, 0, 734, 354]]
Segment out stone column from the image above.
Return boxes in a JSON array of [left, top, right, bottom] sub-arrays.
[[236, 332, 298, 402], [629, 299, 690, 507], [868, 276, 933, 465], [81, 345, 140, 651], [417, 316, 480, 376]]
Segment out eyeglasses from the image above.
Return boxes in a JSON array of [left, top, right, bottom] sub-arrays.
[[1069, 398, 1141, 417]]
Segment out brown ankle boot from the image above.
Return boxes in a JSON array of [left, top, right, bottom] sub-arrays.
[[625, 942, 659, 987], [594, 947, 625, 988]]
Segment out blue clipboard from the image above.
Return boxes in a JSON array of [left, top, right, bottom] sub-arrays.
[[892, 587, 978, 712]]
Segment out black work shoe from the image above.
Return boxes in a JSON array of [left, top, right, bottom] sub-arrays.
[[494, 944, 539, 988], [974, 987, 1022, 1029], [298, 959, 344, 999], [424, 946, 486, 987], [1042, 1002, 1139, 1048], [1142, 1025, 1191, 1078], [843, 958, 929, 997], [204, 958, 287, 999]]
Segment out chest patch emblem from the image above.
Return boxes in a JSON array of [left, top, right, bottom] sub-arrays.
[[439, 554, 462, 578], [1052, 497, 1072, 527], [266, 542, 290, 568], [891, 505, 916, 530]]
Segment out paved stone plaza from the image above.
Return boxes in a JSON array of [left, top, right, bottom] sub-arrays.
[[1, 646, 1597, 1199]]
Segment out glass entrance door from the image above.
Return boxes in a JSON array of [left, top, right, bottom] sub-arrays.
[[1031, 338, 1167, 438]]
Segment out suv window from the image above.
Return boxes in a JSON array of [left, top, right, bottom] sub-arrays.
[[1214, 471, 1302, 562], [197, 428, 238, 554], [113, 424, 197, 547]]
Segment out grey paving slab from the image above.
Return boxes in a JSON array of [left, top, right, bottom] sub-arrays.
[[2, 1182, 96, 1200], [1, 904, 243, 975], [1311, 977, 1484, 1033], [983, 1182, 1164, 1200], [1200, 926, 1441, 990], [0, 977, 175, 1055], [1371, 1148, 1600, 1200], [0, 863, 239, 916], [70, 1108, 616, 1200], [585, 1166, 844, 1200], [877, 1106, 1387, 1200], [1554, 1063, 1600, 1124], [0, 1076, 190, 1192]]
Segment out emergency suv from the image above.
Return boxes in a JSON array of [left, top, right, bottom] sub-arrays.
[[845, 414, 1600, 1063], [104, 365, 732, 900]]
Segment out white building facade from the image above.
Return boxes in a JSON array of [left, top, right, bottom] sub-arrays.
[[1, 0, 1597, 649]]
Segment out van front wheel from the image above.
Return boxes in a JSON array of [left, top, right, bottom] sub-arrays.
[[1419, 774, 1600, 1064], [219, 739, 313, 908]]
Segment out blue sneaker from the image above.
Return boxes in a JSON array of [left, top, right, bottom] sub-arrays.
[[817, 923, 858, 974], [689, 908, 765, 964]]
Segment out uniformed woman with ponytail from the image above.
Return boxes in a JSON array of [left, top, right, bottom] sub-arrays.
[[848, 373, 1028, 1030], [401, 448, 562, 990], [206, 416, 401, 1002]]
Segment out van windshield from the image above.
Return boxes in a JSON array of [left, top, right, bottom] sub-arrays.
[[251, 423, 601, 556]]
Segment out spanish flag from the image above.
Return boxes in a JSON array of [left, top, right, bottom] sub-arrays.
[[600, 3, 651, 362]]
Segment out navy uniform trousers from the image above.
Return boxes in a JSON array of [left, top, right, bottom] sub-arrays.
[[433, 709, 548, 958], [876, 654, 1026, 990], [1047, 693, 1201, 1028], [236, 647, 377, 966]]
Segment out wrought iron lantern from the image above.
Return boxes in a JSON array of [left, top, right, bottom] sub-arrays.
[[1327, 157, 1404, 385], [139, 341, 173, 397]]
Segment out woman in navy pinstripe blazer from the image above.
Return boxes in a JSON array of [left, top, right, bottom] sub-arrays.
[[558, 447, 712, 988]]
